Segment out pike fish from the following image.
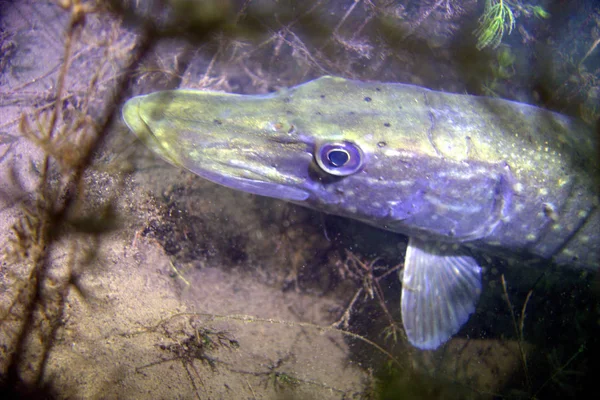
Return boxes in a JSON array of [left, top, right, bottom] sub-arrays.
[[123, 76, 599, 350]]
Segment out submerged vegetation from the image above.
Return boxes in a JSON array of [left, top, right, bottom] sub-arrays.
[[474, 0, 550, 50], [0, 0, 598, 398], [475, 0, 516, 50]]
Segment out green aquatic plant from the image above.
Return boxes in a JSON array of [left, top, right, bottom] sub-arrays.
[[496, 46, 517, 78], [475, 0, 516, 50], [481, 46, 517, 97], [531, 5, 550, 19], [475, 1, 551, 50]]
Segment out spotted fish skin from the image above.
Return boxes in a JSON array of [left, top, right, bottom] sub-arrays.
[[123, 76, 599, 349]]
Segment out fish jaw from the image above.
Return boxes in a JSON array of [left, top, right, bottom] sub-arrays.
[[123, 90, 315, 201]]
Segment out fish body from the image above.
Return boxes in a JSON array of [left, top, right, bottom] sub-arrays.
[[123, 76, 599, 349]]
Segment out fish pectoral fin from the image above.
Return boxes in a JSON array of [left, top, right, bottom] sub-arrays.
[[400, 237, 482, 350]]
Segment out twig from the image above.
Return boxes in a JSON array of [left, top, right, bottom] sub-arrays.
[[501, 274, 532, 392]]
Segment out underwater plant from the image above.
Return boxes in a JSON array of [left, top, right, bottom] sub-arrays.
[[475, 0, 516, 50], [474, 0, 551, 50]]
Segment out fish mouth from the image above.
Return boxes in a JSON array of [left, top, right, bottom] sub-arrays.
[[122, 94, 311, 201]]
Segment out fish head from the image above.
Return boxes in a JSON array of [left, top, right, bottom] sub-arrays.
[[123, 76, 508, 240], [122, 77, 387, 204]]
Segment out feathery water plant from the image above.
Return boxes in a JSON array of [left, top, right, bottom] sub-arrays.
[[475, 0, 516, 50]]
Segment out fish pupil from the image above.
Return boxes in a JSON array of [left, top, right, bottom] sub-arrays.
[[327, 149, 350, 167]]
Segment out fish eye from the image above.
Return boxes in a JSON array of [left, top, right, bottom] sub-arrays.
[[327, 149, 349, 167], [315, 141, 363, 176]]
